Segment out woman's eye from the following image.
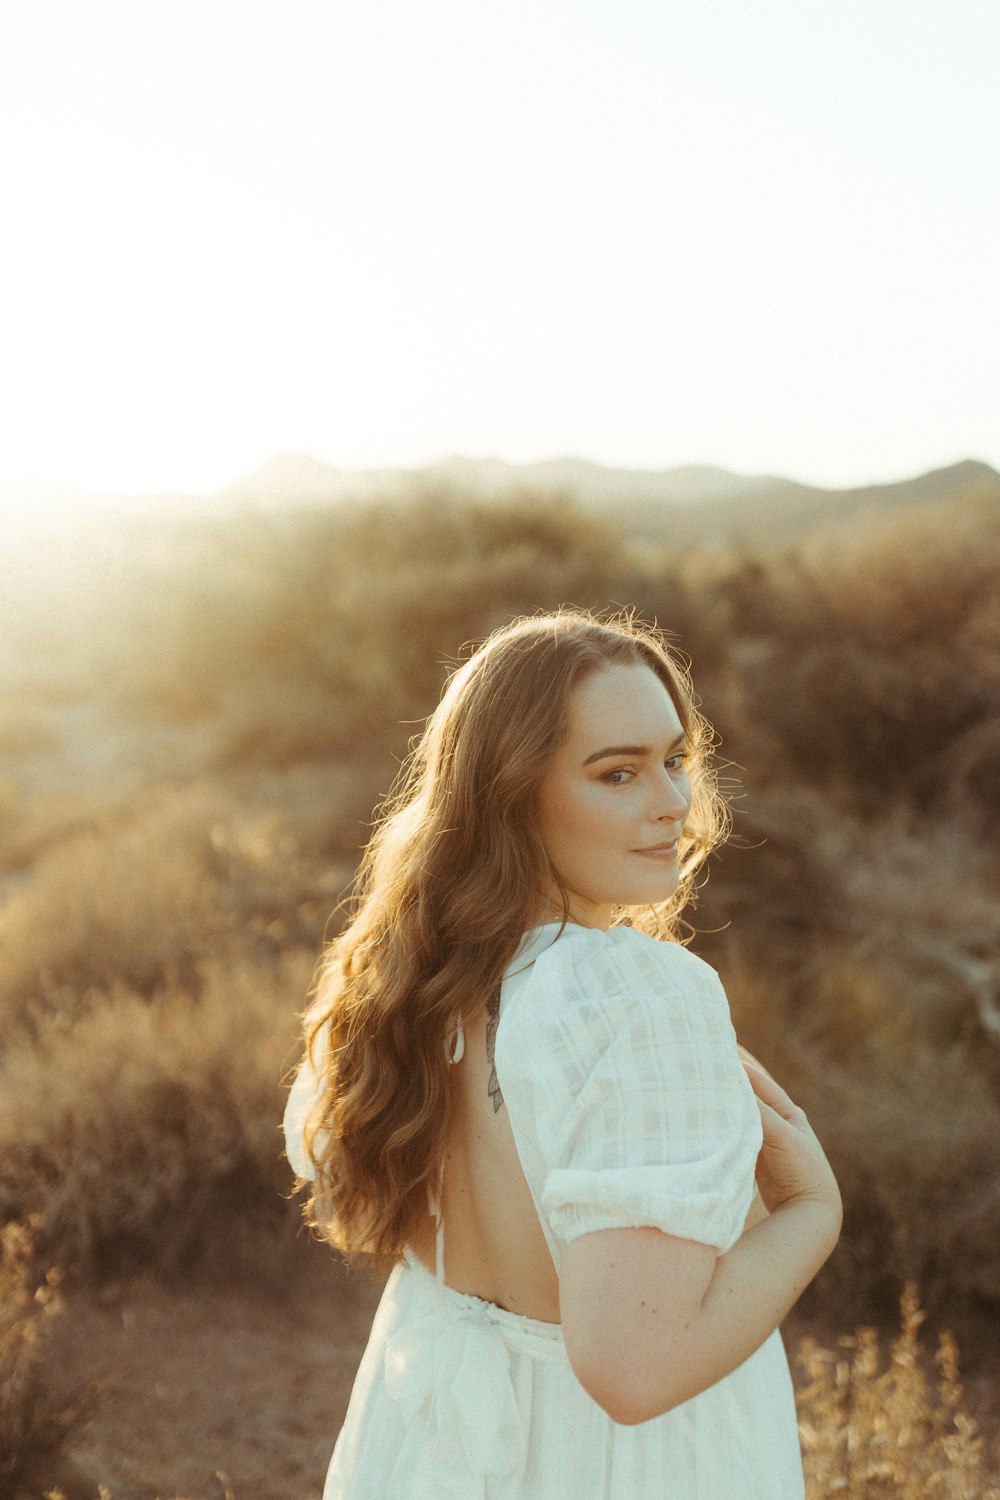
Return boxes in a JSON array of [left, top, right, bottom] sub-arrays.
[[602, 767, 635, 785], [665, 752, 688, 771]]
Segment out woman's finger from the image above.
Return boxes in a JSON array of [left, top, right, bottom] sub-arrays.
[[737, 1044, 774, 1081], [753, 1095, 804, 1139], [741, 1059, 805, 1124]]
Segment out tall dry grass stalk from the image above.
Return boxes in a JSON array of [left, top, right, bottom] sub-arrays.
[[44, 1491, 209, 1500], [797, 1284, 1000, 1498], [0, 1217, 78, 1495]]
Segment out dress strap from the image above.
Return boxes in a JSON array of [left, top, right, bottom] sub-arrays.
[[425, 1020, 467, 1290], [427, 1158, 446, 1285], [435, 1196, 445, 1286], [425, 1017, 464, 1286]]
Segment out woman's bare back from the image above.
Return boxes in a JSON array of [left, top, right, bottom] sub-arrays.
[[408, 1007, 562, 1322]]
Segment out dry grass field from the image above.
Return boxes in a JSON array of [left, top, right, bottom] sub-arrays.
[[1, 479, 998, 1496]]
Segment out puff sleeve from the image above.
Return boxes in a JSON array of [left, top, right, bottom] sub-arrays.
[[495, 926, 762, 1265]]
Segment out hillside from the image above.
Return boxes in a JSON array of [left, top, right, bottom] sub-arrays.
[[220, 452, 1000, 549]]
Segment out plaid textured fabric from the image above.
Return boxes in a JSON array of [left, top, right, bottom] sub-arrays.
[[496, 924, 762, 1267]]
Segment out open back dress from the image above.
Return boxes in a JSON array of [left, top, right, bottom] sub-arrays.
[[283, 922, 806, 1499]]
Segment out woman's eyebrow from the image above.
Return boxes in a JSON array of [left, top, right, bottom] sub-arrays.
[[582, 734, 686, 767]]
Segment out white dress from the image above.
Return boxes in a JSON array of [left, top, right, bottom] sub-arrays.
[[283, 922, 805, 1499]]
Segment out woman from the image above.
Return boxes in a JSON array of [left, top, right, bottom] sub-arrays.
[[283, 608, 841, 1499]]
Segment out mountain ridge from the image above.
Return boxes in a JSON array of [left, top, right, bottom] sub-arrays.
[[3, 456, 998, 553], [221, 452, 1000, 548]]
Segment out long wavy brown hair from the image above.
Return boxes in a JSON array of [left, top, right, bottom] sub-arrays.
[[295, 608, 731, 1263]]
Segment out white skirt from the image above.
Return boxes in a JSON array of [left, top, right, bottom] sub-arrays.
[[322, 1255, 805, 1499]]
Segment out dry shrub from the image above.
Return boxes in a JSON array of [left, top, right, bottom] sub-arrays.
[[0, 782, 110, 882], [113, 490, 640, 769], [0, 785, 228, 1026], [797, 1285, 1000, 1498], [717, 789, 1000, 1322], [0, 706, 60, 758], [815, 1031, 999, 1319], [725, 943, 1000, 1321], [0, 950, 315, 1282], [0, 778, 350, 1038], [796, 493, 1000, 666], [745, 639, 987, 807], [0, 1219, 78, 1495], [715, 787, 1000, 1048], [684, 495, 1000, 816], [0, 772, 20, 830]]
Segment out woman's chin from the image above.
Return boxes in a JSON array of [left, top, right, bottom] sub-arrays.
[[624, 871, 681, 907]]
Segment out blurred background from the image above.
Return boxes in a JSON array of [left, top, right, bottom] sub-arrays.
[[2, 2, 999, 1497]]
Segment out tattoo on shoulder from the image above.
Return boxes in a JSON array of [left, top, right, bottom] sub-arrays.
[[485, 985, 504, 1114]]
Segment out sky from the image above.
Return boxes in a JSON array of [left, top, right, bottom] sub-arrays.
[[2, 0, 999, 505]]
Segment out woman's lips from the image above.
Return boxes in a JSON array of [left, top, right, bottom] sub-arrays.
[[632, 839, 679, 859]]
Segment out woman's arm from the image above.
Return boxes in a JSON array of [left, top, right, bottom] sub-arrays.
[[560, 1062, 841, 1425]]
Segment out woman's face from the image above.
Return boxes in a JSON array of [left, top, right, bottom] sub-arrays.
[[536, 662, 692, 930]]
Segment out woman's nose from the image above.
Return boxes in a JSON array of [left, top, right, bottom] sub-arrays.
[[654, 769, 691, 820]]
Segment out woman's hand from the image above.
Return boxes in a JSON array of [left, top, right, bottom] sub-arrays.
[[742, 1060, 842, 1223]]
